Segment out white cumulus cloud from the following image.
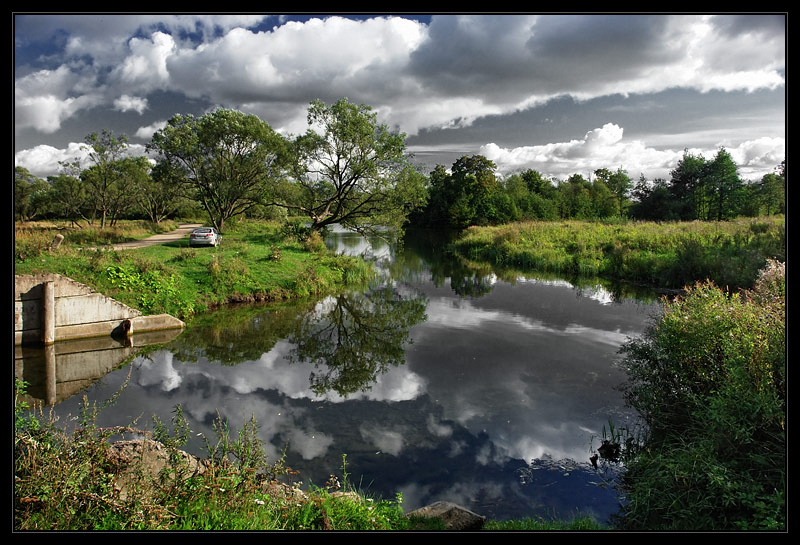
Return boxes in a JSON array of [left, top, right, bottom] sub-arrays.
[[480, 123, 782, 181], [113, 94, 149, 114]]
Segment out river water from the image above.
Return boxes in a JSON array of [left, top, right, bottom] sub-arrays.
[[28, 227, 662, 523]]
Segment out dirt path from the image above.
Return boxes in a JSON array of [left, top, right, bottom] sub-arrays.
[[88, 223, 204, 251]]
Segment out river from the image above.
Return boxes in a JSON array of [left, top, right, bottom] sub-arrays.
[[22, 226, 662, 523]]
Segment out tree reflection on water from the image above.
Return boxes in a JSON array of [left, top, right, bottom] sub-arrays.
[[288, 287, 427, 397], [168, 286, 427, 397]]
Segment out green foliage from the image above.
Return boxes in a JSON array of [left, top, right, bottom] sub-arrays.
[[617, 260, 785, 530], [105, 260, 183, 315], [484, 516, 609, 531], [452, 216, 785, 290], [417, 155, 507, 228], [413, 147, 782, 229], [79, 130, 144, 228], [148, 109, 289, 232], [47, 173, 91, 225], [15, 166, 51, 221], [15, 219, 375, 321], [277, 98, 424, 239], [137, 160, 191, 224]]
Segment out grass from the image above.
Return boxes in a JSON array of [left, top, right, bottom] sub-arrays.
[[13, 383, 411, 531], [14, 219, 182, 256], [15, 381, 607, 531], [14, 218, 375, 321], [451, 216, 785, 290], [483, 517, 609, 531]]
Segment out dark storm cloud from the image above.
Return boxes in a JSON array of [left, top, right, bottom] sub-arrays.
[[407, 15, 678, 100], [711, 13, 785, 37], [522, 15, 679, 91], [14, 14, 785, 180]]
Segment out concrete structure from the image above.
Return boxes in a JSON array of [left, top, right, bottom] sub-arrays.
[[15, 273, 185, 346], [15, 328, 184, 407]]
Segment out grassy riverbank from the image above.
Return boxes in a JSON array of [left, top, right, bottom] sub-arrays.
[[14, 383, 608, 531], [14, 218, 374, 321], [451, 216, 785, 290]]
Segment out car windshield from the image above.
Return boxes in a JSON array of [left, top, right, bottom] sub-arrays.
[[194, 229, 212, 234]]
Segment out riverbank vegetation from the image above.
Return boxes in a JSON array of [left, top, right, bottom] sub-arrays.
[[14, 218, 374, 321], [616, 260, 785, 530], [450, 215, 784, 290], [410, 153, 784, 229], [14, 387, 410, 530], [14, 379, 608, 531]]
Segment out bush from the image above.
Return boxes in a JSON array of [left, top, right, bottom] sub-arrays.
[[617, 260, 785, 530]]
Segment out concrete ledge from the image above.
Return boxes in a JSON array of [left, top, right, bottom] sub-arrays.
[[131, 314, 185, 333], [15, 274, 184, 346]]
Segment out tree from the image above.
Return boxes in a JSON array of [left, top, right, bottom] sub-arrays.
[[135, 159, 189, 224], [148, 109, 289, 232], [514, 169, 558, 220], [521, 169, 557, 199], [276, 98, 424, 236], [589, 178, 618, 218], [557, 174, 593, 219], [415, 164, 452, 226], [47, 173, 89, 226], [112, 156, 151, 225], [630, 176, 678, 221], [759, 170, 785, 216], [670, 150, 709, 220], [80, 130, 133, 228], [418, 155, 503, 228], [14, 167, 50, 221], [705, 148, 743, 221], [596, 167, 632, 216]]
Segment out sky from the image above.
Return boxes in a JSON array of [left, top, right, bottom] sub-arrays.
[[14, 13, 786, 184]]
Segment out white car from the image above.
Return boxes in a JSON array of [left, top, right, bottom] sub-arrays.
[[189, 227, 221, 247]]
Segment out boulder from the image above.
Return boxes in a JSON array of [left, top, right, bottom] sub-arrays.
[[406, 501, 486, 531]]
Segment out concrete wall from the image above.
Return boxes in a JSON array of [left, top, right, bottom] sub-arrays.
[[15, 328, 184, 407], [15, 273, 184, 346]]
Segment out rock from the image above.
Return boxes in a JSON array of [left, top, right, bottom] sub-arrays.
[[262, 480, 308, 503], [406, 501, 486, 531], [106, 438, 211, 500]]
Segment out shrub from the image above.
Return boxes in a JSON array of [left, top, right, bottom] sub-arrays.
[[617, 260, 785, 530]]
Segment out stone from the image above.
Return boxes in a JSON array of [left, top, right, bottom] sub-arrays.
[[406, 501, 486, 531]]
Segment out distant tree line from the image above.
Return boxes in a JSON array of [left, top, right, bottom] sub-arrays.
[[15, 98, 785, 232], [15, 129, 202, 227], [411, 150, 785, 229]]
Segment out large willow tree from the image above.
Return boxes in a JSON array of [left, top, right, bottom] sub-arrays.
[[273, 98, 426, 238], [148, 109, 288, 232]]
